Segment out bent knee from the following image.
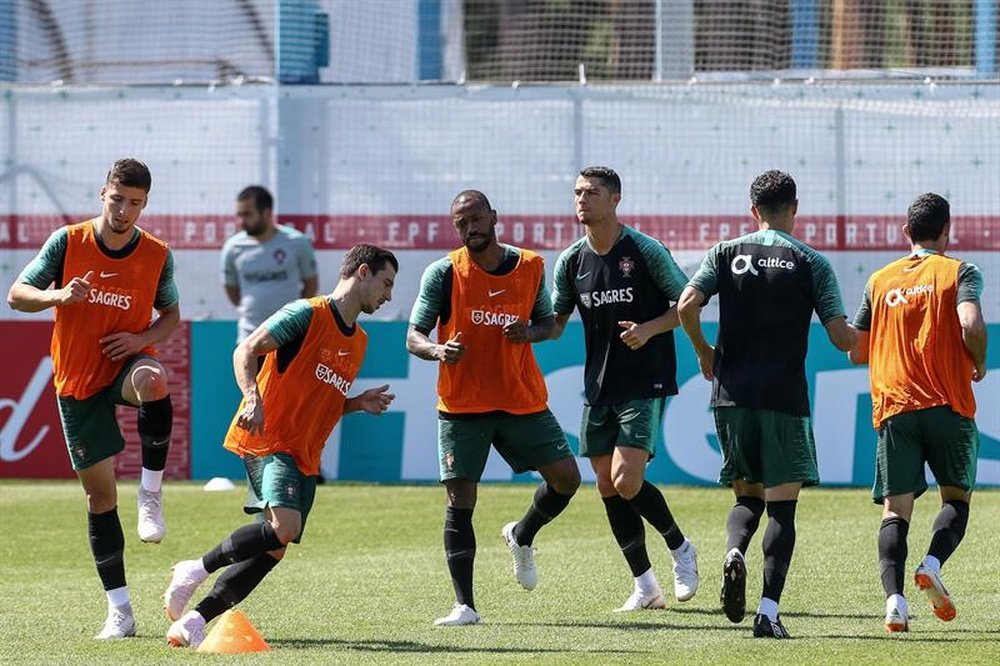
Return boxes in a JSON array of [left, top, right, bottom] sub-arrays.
[[132, 364, 169, 401], [612, 470, 643, 500]]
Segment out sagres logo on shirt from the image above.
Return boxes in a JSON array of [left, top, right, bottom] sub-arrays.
[[578, 288, 634, 309], [470, 309, 519, 327], [314, 363, 352, 396], [88, 288, 133, 310]]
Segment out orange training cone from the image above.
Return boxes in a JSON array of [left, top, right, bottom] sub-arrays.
[[196, 609, 270, 653]]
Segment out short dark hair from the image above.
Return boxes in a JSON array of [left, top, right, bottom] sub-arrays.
[[750, 170, 797, 214], [106, 158, 151, 192], [906, 193, 950, 242], [451, 189, 493, 212], [237, 185, 273, 213], [340, 244, 399, 279], [579, 166, 621, 195]]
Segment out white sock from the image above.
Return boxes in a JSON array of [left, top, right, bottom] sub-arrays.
[[635, 568, 659, 594], [887, 593, 907, 614], [106, 586, 130, 609], [922, 554, 942, 573], [757, 597, 779, 621], [670, 538, 691, 557], [192, 558, 209, 578], [141, 468, 164, 493]]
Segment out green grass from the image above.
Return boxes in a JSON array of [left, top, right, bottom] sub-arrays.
[[1, 481, 998, 664]]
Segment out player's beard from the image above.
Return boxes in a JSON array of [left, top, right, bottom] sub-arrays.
[[464, 234, 491, 252], [244, 221, 267, 237]]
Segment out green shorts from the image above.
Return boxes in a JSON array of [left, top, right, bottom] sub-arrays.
[[714, 406, 819, 489], [873, 405, 980, 503], [579, 398, 664, 459], [56, 355, 151, 470], [438, 409, 573, 482], [243, 452, 317, 544]]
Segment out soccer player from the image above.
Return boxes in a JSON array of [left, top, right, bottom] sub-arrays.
[[550, 166, 699, 612], [407, 190, 581, 627], [847, 193, 987, 633], [222, 185, 318, 344], [6, 158, 179, 639], [677, 170, 856, 638], [163, 244, 397, 648]]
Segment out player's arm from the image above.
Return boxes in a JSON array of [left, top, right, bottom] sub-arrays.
[[811, 252, 858, 352], [299, 237, 319, 298], [625, 237, 687, 347], [300, 274, 319, 298], [677, 285, 714, 380], [6, 228, 84, 312], [957, 262, 987, 382], [345, 385, 395, 415], [847, 286, 872, 365], [548, 248, 576, 341], [232, 324, 281, 435], [224, 284, 241, 307], [504, 270, 556, 343], [618, 308, 678, 351], [405, 259, 464, 363], [220, 240, 241, 306], [99, 252, 181, 361], [677, 248, 719, 380]]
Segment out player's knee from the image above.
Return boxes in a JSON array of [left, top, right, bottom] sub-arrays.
[[552, 464, 581, 496], [86, 489, 117, 514], [271, 522, 299, 545], [612, 471, 642, 500], [131, 364, 169, 401]]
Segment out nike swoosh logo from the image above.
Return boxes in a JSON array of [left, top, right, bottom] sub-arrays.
[[99, 271, 118, 278], [488, 289, 506, 297], [902, 265, 921, 272], [337, 349, 351, 356], [576, 272, 591, 280]]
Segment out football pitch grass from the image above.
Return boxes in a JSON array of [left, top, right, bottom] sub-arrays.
[[1, 481, 998, 665]]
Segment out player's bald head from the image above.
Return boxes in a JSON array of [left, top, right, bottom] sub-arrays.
[[451, 190, 493, 214]]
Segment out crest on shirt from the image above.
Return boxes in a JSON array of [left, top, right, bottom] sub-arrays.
[[319, 347, 333, 363], [619, 256, 635, 278], [273, 249, 287, 265]]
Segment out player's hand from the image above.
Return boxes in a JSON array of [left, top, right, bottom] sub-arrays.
[[354, 384, 395, 415], [438, 332, 466, 364], [696, 345, 716, 380], [57, 270, 94, 305], [618, 320, 651, 350], [502, 318, 530, 344], [972, 363, 987, 383], [99, 331, 145, 362], [236, 394, 265, 435]]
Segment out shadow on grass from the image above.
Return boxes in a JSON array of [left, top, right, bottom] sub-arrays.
[[817, 632, 1000, 642], [502, 620, 745, 632], [268, 637, 647, 654]]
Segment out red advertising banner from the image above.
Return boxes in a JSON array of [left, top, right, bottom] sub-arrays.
[[0, 321, 191, 479], [3, 213, 999, 251]]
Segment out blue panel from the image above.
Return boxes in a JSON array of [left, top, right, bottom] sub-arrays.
[[791, 0, 820, 69], [190, 321, 245, 480], [338, 412, 405, 481], [0, 0, 16, 81], [975, 0, 997, 78], [417, 0, 442, 81]]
